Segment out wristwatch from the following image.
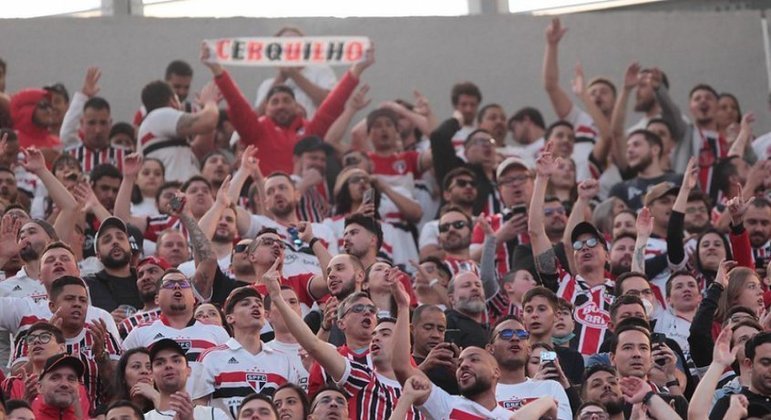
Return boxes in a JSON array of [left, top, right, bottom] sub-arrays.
[[642, 390, 656, 406]]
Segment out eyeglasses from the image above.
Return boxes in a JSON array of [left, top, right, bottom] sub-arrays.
[[544, 207, 566, 217], [259, 237, 286, 249], [572, 237, 600, 251], [439, 220, 469, 233], [497, 329, 530, 341], [498, 175, 531, 187], [467, 137, 495, 147], [234, 243, 251, 253], [453, 179, 476, 189], [26, 332, 54, 345], [342, 303, 377, 317], [578, 411, 609, 420], [348, 175, 370, 185], [161, 279, 191, 290]]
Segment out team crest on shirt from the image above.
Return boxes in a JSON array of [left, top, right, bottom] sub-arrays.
[[501, 397, 539, 410], [573, 299, 610, 328], [392, 160, 407, 174], [177, 340, 192, 351], [246, 373, 267, 392]]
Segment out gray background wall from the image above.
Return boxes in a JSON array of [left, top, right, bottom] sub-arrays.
[[0, 11, 767, 132]]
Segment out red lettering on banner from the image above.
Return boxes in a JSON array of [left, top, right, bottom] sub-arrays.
[[345, 42, 364, 61], [247, 42, 263, 61], [312, 42, 323, 61], [215, 40, 231, 60], [284, 42, 302, 61]]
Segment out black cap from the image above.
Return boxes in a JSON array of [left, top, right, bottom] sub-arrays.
[[39, 353, 84, 380], [149, 338, 186, 362], [293, 135, 328, 156], [126, 223, 143, 254], [93, 216, 128, 254], [570, 221, 607, 249]]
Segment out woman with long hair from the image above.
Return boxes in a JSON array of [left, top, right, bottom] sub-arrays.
[[273, 382, 310, 420], [112, 347, 159, 413], [130, 157, 165, 217]]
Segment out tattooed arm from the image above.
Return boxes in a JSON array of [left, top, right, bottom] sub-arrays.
[[179, 210, 218, 301], [175, 104, 218, 139]]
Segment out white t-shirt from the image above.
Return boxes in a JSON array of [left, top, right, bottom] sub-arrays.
[[565, 105, 598, 182], [178, 254, 232, 280], [496, 379, 572, 420], [245, 215, 338, 277], [0, 268, 46, 373], [254, 66, 338, 118], [131, 198, 161, 218], [263, 339, 310, 382], [418, 384, 515, 420], [419, 220, 440, 251], [144, 405, 229, 420], [138, 107, 200, 183], [451, 125, 476, 159], [753, 131, 771, 160]]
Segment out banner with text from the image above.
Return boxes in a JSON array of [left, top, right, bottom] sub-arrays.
[[203, 36, 371, 67]]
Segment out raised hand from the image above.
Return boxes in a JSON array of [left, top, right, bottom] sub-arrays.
[[741, 112, 756, 133], [682, 157, 699, 191], [346, 84, 371, 112], [123, 153, 143, 178], [214, 174, 232, 208], [169, 391, 194, 420], [300, 166, 323, 188], [197, 81, 222, 105], [320, 297, 338, 332], [297, 221, 314, 243], [20, 147, 46, 174], [571, 62, 586, 96], [716, 259, 737, 289], [262, 256, 283, 297], [646, 67, 664, 90], [0, 214, 21, 259], [624, 61, 641, 90], [727, 189, 754, 226], [350, 44, 375, 78], [73, 182, 99, 213], [726, 394, 749, 420], [636, 207, 653, 238], [476, 214, 494, 237], [390, 277, 411, 309], [413, 90, 431, 116], [402, 375, 432, 402], [577, 178, 600, 200], [199, 42, 224, 76], [21, 369, 38, 401], [713, 325, 738, 368], [87, 319, 109, 361], [619, 376, 654, 404], [545, 17, 567, 45], [82, 67, 101, 97], [535, 147, 558, 178]]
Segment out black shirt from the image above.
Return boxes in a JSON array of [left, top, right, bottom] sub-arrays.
[[413, 354, 459, 395], [84, 269, 141, 312], [608, 172, 683, 211], [444, 309, 490, 349], [711, 388, 771, 419]]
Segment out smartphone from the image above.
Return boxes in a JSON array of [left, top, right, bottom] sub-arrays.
[[363, 188, 374, 205], [444, 329, 462, 344], [503, 204, 527, 222], [651, 333, 667, 366], [169, 195, 185, 213], [287, 227, 303, 248], [539, 351, 557, 366]]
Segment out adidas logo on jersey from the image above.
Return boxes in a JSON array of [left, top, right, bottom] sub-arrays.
[[153, 333, 164, 339], [227, 357, 238, 364]]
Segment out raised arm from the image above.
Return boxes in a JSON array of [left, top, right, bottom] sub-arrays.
[[282, 67, 332, 107], [430, 116, 464, 195], [372, 176, 423, 223], [324, 84, 370, 156], [667, 157, 698, 269], [297, 221, 332, 299], [609, 62, 640, 172], [688, 326, 736, 420], [650, 68, 686, 143], [542, 18, 573, 119], [175, 103, 218, 140], [477, 216, 501, 299], [726, 193, 755, 269], [20, 147, 78, 241], [529, 146, 559, 275], [264, 259, 347, 381], [60, 67, 100, 148], [174, 194, 218, 301], [392, 280, 424, 385], [188, 81, 222, 160], [632, 208, 653, 274], [728, 113, 755, 158], [113, 153, 149, 232], [198, 176, 231, 241], [561, 179, 600, 274], [572, 63, 612, 166]]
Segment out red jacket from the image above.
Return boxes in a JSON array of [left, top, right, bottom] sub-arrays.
[[215, 70, 358, 175], [10, 89, 60, 149], [31, 397, 80, 420]]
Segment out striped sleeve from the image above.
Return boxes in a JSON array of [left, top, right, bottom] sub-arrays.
[[337, 358, 373, 396]]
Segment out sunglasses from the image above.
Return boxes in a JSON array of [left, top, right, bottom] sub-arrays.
[[348, 175, 370, 185], [453, 179, 476, 189], [343, 303, 377, 317], [497, 329, 530, 341], [234, 243, 251, 253], [26, 332, 54, 345], [161, 279, 191, 290], [259, 237, 286, 249], [439, 220, 469, 233], [572, 237, 600, 251]]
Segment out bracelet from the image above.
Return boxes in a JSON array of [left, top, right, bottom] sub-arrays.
[[641, 390, 656, 405], [665, 379, 679, 388], [309, 237, 320, 248], [429, 278, 440, 287]]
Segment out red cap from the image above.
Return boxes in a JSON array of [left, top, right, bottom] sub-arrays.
[[137, 256, 171, 271]]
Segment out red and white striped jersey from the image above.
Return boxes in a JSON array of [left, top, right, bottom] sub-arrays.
[[62, 327, 122, 414], [65, 144, 127, 173], [117, 308, 162, 339], [555, 266, 614, 355], [694, 128, 728, 204], [292, 175, 331, 223], [142, 214, 182, 242], [443, 256, 480, 279], [418, 384, 515, 420], [192, 338, 304, 418], [337, 358, 422, 420], [249, 273, 318, 314], [470, 213, 530, 276]]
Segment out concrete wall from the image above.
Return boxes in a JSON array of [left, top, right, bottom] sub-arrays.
[[0, 11, 768, 132]]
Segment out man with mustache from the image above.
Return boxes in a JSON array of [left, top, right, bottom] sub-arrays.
[[410, 304, 457, 394], [609, 233, 635, 277], [192, 287, 302, 418], [30, 354, 84, 420], [117, 256, 168, 339], [744, 199, 771, 269], [580, 365, 625, 420], [487, 316, 572, 419], [420, 168, 478, 259]]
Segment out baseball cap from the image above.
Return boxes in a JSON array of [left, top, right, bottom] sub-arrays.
[[137, 256, 171, 271], [570, 221, 607, 249], [496, 157, 531, 179], [643, 182, 679, 207], [93, 216, 128, 254], [39, 353, 84, 380], [148, 338, 186, 362], [126, 223, 143, 254]]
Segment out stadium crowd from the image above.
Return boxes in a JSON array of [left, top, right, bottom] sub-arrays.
[[0, 16, 769, 420]]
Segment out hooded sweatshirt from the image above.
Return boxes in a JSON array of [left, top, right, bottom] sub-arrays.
[[11, 88, 60, 149]]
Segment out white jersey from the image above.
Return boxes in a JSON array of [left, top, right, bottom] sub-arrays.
[[0, 296, 119, 367], [653, 309, 693, 361], [192, 338, 305, 418], [322, 215, 409, 268], [123, 315, 230, 394], [496, 379, 572, 420], [138, 107, 200, 183], [419, 220, 440, 251], [0, 267, 47, 373], [263, 339, 310, 384], [418, 384, 515, 420], [451, 125, 476, 159], [254, 65, 338, 119], [753, 131, 771, 160], [245, 215, 338, 277], [145, 405, 229, 420], [565, 105, 598, 182]]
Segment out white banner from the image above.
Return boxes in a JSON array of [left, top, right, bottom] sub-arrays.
[[203, 36, 371, 67]]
